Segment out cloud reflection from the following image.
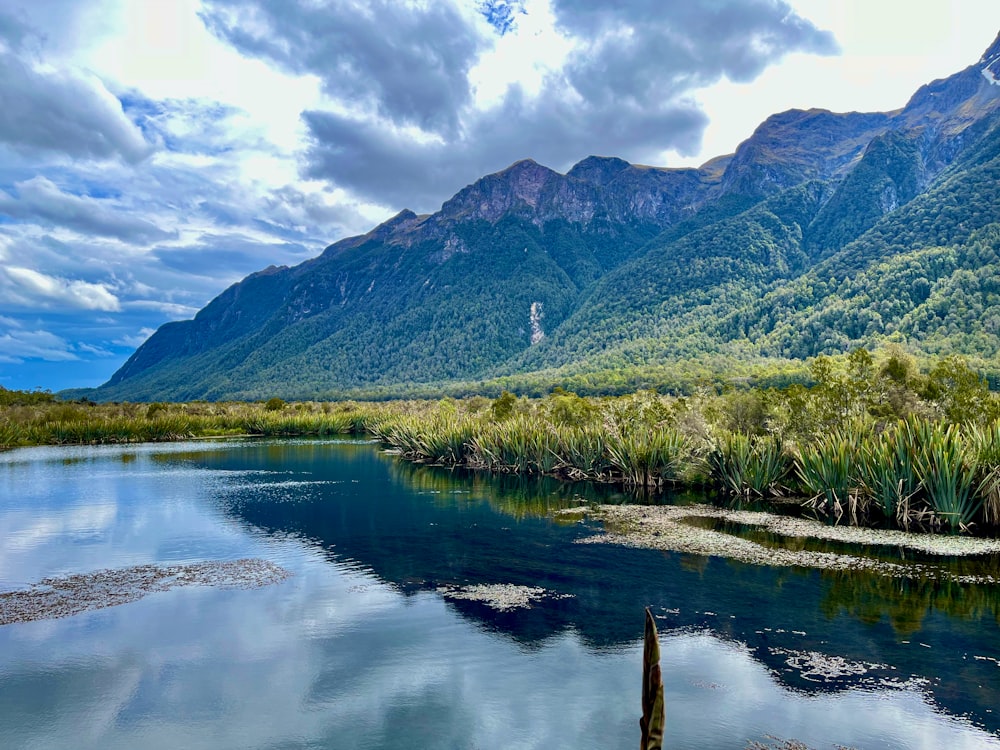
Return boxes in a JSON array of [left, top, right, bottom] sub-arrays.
[[0, 441, 997, 750]]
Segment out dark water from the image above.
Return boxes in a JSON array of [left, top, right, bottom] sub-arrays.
[[1, 438, 998, 750]]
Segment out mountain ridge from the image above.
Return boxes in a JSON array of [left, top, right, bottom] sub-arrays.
[[91, 32, 1000, 401]]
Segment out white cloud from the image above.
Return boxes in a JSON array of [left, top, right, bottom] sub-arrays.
[[115, 327, 156, 349], [124, 300, 201, 318], [0, 176, 175, 243], [0, 327, 78, 363], [3, 267, 121, 311], [0, 45, 150, 162]]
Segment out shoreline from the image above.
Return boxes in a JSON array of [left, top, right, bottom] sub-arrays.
[[569, 503, 1000, 583]]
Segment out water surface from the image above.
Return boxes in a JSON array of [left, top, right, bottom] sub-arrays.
[[1, 438, 998, 749]]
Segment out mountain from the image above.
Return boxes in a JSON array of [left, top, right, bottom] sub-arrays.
[[93, 33, 1000, 402]]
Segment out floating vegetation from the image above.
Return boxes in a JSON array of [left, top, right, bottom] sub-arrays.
[[0, 559, 291, 626], [571, 503, 1000, 582], [436, 583, 573, 612], [770, 647, 884, 684]]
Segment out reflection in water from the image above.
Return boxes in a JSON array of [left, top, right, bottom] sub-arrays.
[[0, 438, 998, 749]]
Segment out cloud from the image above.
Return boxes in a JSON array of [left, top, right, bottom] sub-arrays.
[[301, 97, 708, 210], [201, 0, 489, 137], [2, 266, 121, 311], [151, 234, 313, 277], [0, 52, 151, 163], [0, 2, 150, 163], [115, 327, 156, 349], [122, 94, 268, 158], [0, 327, 78, 363], [0, 176, 175, 243], [203, 0, 837, 212], [551, 0, 838, 101]]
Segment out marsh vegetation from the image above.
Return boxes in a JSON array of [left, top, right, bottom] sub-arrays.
[[4, 348, 1000, 535]]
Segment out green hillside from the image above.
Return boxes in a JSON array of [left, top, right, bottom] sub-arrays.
[[86, 39, 1000, 402]]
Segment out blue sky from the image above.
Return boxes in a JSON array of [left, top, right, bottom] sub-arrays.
[[1, 0, 999, 393]]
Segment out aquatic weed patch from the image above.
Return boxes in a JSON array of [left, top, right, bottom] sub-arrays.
[[572, 503, 1000, 582], [0, 559, 291, 626]]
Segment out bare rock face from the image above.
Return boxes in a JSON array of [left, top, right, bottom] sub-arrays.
[[979, 30, 1000, 85]]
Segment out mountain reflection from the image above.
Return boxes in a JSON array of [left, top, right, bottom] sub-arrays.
[[200, 439, 1000, 733], [4, 439, 1000, 748]]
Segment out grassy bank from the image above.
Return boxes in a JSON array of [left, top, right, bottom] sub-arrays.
[[0, 398, 385, 447], [4, 349, 1000, 534]]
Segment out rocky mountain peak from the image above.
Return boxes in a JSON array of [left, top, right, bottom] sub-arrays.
[[981, 30, 1000, 84], [566, 155, 632, 186], [438, 158, 561, 222]]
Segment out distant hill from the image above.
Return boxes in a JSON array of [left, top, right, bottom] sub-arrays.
[[90, 32, 1000, 402]]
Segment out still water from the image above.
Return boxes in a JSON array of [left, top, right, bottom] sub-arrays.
[[0, 438, 998, 749]]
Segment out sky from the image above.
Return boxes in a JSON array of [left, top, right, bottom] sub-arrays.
[[1, 0, 999, 393]]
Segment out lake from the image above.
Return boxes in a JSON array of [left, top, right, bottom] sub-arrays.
[[1, 438, 998, 749]]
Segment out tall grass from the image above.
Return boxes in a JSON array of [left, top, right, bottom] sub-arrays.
[[0, 400, 373, 448]]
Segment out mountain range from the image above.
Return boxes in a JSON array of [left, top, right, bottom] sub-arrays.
[[90, 32, 1000, 401]]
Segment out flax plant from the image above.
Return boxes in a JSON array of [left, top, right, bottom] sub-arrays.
[[468, 416, 561, 474], [606, 427, 689, 487], [911, 420, 981, 532], [794, 428, 864, 523], [708, 431, 788, 499], [968, 422, 1000, 526], [552, 424, 609, 479], [857, 423, 920, 526]]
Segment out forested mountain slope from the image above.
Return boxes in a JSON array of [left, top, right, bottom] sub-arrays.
[[90, 33, 1000, 401]]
